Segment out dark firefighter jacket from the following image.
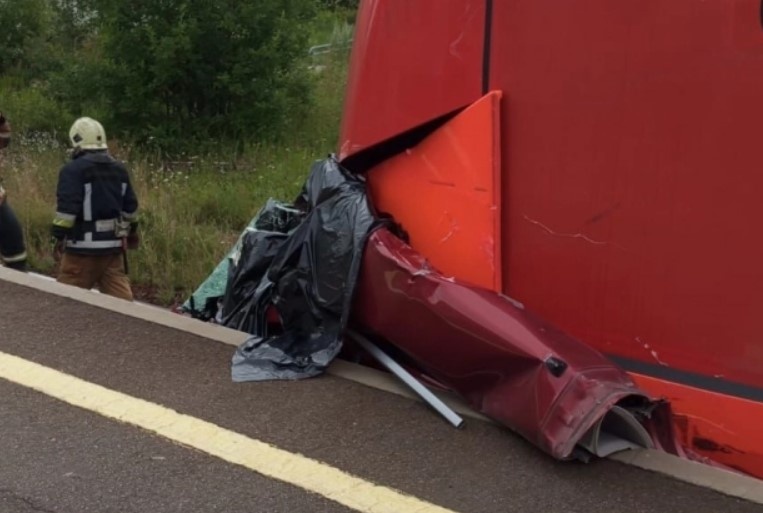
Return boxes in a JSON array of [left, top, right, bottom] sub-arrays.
[[51, 151, 138, 254], [0, 114, 27, 270]]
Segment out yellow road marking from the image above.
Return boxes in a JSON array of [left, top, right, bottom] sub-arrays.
[[0, 350, 457, 513]]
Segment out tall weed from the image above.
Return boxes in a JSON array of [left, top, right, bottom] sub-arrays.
[[1, 55, 350, 305]]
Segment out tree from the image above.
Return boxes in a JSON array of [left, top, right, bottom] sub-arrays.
[[0, 0, 52, 73], [91, 0, 317, 153], [320, 0, 359, 9], [52, 0, 100, 50]]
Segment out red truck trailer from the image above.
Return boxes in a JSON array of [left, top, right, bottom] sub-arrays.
[[339, 0, 763, 478]]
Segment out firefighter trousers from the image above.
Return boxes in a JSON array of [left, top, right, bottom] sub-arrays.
[[57, 252, 133, 301], [0, 199, 27, 271]]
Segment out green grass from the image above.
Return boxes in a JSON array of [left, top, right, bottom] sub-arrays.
[[1, 47, 351, 306]]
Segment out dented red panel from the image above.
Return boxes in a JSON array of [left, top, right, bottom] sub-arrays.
[[631, 373, 763, 477], [342, 0, 763, 478], [352, 229, 661, 459], [338, 0, 485, 160], [367, 91, 503, 291]]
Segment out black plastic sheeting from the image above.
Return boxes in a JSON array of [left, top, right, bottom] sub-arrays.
[[226, 157, 376, 381]]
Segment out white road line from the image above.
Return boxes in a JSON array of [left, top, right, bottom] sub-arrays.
[[0, 350, 458, 513]]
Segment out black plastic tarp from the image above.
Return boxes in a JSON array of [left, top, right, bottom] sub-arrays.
[[226, 157, 376, 381]]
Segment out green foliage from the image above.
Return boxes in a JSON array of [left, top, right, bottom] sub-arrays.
[[320, 0, 359, 10], [87, 0, 318, 153], [0, 0, 52, 73], [52, 0, 100, 49], [0, 77, 72, 139], [0, 0, 360, 304], [40, 1, 105, 116], [0, 0, 358, 153], [3, 141, 328, 305]]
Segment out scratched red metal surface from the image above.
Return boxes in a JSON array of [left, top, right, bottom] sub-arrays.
[[338, 0, 484, 160], [351, 229, 670, 460], [341, 0, 763, 478], [489, 0, 763, 476], [491, 0, 763, 390]]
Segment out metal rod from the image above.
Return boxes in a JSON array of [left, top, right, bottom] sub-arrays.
[[347, 330, 465, 429]]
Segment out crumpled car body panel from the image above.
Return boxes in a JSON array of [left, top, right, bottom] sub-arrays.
[[351, 229, 663, 459]]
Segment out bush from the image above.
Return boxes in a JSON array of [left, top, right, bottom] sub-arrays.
[[0, 1, 359, 305], [0, 0, 51, 73], [90, 0, 319, 154], [0, 77, 72, 142]]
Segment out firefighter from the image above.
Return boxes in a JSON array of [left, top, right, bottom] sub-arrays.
[[0, 113, 28, 271], [51, 117, 139, 300]]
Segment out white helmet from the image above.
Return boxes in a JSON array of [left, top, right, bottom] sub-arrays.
[[69, 117, 107, 150]]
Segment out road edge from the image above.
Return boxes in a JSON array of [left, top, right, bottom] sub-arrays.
[[2, 267, 761, 504]]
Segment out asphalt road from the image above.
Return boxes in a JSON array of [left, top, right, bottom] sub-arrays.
[[0, 279, 760, 513]]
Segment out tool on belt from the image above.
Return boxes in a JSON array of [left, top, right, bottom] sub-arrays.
[[115, 218, 131, 274]]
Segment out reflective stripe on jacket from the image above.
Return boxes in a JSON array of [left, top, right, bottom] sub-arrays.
[[52, 151, 138, 254]]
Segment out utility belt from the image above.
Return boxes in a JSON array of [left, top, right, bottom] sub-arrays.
[[76, 217, 131, 238]]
